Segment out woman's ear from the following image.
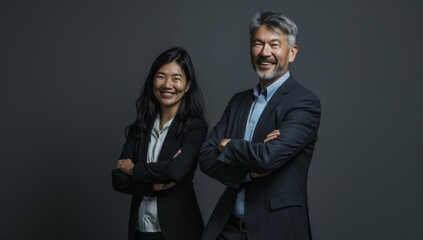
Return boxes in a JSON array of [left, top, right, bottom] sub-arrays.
[[185, 80, 191, 93]]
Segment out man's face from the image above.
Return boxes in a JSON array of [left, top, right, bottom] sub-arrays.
[[250, 25, 298, 82]]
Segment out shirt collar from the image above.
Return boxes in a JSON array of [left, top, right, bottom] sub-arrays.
[[252, 71, 290, 101], [153, 115, 174, 132]]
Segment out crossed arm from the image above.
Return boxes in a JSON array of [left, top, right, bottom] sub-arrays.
[[218, 129, 280, 179], [115, 150, 181, 191], [112, 119, 207, 194], [199, 94, 321, 187]]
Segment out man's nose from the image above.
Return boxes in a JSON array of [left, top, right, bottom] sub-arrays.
[[260, 44, 271, 57]]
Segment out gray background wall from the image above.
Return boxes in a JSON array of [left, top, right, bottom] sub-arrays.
[[1, 0, 422, 239]]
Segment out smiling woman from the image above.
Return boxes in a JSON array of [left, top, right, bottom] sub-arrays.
[[153, 61, 191, 126], [112, 47, 207, 240]]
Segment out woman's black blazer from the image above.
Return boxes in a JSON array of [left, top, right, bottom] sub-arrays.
[[112, 117, 207, 240]]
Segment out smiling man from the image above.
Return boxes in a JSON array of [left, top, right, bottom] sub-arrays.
[[199, 11, 321, 240]]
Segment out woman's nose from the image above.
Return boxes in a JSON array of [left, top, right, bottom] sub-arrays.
[[162, 77, 172, 88]]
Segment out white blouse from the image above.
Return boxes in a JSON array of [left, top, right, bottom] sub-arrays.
[[137, 116, 173, 232]]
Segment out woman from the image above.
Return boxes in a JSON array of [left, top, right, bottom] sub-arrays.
[[112, 47, 207, 240]]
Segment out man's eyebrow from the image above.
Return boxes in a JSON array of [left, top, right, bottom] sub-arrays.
[[251, 38, 281, 43]]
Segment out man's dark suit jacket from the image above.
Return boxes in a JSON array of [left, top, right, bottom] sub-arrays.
[[112, 117, 207, 240], [199, 76, 321, 240]]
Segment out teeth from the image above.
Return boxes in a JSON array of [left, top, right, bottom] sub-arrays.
[[161, 92, 174, 97]]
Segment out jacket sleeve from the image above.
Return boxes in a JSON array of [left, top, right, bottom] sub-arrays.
[[131, 119, 208, 183], [199, 98, 250, 189], [111, 169, 154, 196], [218, 93, 321, 173], [111, 128, 154, 196]]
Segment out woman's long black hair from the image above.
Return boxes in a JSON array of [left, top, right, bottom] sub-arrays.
[[127, 47, 204, 136]]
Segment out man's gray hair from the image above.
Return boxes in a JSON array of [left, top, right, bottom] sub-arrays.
[[249, 11, 298, 47]]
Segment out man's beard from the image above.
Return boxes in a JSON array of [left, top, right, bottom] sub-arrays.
[[253, 56, 285, 81], [254, 64, 284, 81]]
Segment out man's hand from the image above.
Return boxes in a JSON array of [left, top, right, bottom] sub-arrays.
[[115, 159, 134, 175], [264, 129, 280, 143], [153, 182, 176, 191], [218, 138, 231, 152], [250, 129, 280, 179]]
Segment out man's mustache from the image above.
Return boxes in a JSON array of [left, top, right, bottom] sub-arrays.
[[256, 57, 276, 65]]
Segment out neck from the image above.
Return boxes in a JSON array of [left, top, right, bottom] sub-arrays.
[[160, 106, 178, 126], [259, 70, 288, 91], [259, 79, 277, 91]]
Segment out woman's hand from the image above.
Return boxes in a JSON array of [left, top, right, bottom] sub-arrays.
[[115, 159, 134, 175], [173, 149, 181, 158], [151, 149, 181, 191], [153, 182, 176, 191]]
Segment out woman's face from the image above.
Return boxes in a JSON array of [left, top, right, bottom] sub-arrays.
[[153, 61, 190, 113]]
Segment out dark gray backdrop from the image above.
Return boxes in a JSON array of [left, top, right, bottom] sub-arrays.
[[1, 0, 422, 239]]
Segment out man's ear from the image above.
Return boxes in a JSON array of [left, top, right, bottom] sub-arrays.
[[289, 45, 298, 63]]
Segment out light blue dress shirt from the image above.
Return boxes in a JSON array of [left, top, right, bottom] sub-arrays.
[[232, 71, 290, 220]]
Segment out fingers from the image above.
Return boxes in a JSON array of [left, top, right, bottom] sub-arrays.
[[115, 159, 134, 175], [115, 159, 130, 168], [264, 130, 280, 143], [153, 182, 176, 191], [115, 160, 123, 169], [263, 135, 277, 143], [266, 129, 280, 138], [153, 183, 165, 191], [250, 172, 270, 179], [173, 149, 182, 158], [218, 138, 231, 151]]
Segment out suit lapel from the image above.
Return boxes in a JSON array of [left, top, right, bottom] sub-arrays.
[[137, 126, 153, 164], [237, 90, 255, 138], [157, 117, 181, 162], [252, 77, 296, 140], [137, 118, 181, 163]]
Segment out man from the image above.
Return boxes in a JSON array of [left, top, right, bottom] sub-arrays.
[[199, 11, 321, 240]]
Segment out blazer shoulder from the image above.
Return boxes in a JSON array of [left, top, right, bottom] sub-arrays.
[[290, 79, 321, 101], [185, 117, 208, 129], [228, 89, 254, 104], [176, 117, 208, 140], [285, 82, 322, 115]]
